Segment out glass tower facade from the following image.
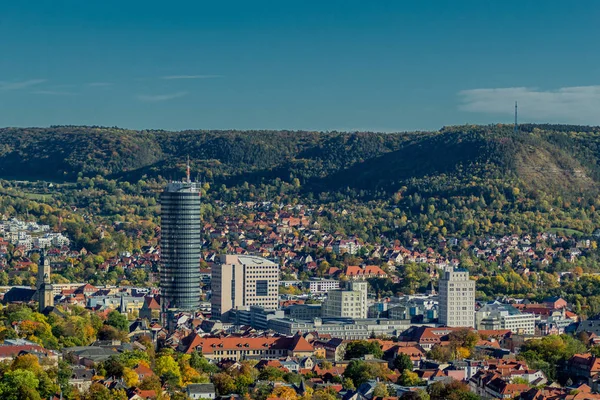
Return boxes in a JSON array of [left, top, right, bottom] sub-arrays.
[[160, 181, 202, 312]]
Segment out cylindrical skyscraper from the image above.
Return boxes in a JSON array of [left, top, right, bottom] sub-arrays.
[[160, 180, 202, 313]]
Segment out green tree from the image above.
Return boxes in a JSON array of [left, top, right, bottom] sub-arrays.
[[399, 370, 423, 387], [258, 366, 285, 381], [393, 353, 414, 373], [102, 356, 124, 378], [82, 382, 111, 400], [0, 370, 40, 400], [343, 360, 389, 387], [427, 380, 478, 400], [520, 334, 586, 381], [342, 377, 355, 390], [373, 383, 390, 397], [211, 372, 236, 395], [344, 340, 384, 360], [155, 355, 182, 386], [105, 310, 129, 331]]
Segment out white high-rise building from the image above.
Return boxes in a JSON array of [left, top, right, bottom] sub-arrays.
[[322, 281, 368, 319], [438, 267, 475, 327], [212, 255, 279, 322]]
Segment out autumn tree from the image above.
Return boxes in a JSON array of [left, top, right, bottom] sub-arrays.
[[270, 386, 299, 400], [211, 373, 236, 395]]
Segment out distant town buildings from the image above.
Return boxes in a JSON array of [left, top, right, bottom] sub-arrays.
[[332, 239, 361, 255], [0, 217, 69, 251], [438, 267, 475, 327]]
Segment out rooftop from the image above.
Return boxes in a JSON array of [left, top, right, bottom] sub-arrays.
[[237, 255, 278, 267]]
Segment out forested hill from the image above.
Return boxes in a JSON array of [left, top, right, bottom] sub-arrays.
[[1, 124, 600, 197]]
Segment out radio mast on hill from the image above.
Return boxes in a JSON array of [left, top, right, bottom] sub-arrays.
[[514, 101, 518, 133]]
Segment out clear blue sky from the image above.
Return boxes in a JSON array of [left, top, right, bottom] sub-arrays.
[[1, 1, 599, 131]]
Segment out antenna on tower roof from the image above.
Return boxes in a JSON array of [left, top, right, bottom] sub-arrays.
[[514, 101, 518, 133], [186, 156, 191, 183]]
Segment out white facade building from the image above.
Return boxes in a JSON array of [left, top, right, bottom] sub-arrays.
[[212, 255, 279, 322], [476, 302, 536, 335], [309, 279, 340, 294], [322, 281, 368, 319], [438, 267, 475, 327]]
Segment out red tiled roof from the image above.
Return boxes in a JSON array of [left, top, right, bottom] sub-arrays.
[[133, 364, 154, 376], [144, 296, 160, 310], [291, 335, 314, 352], [181, 333, 313, 354], [477, 329, 512, 338], [0, 345, 48, 358]]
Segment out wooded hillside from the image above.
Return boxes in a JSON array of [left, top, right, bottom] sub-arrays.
[[1, 124, 600, 199]]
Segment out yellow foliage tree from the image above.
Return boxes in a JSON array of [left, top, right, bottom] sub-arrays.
[[300, 387, 314, 400], [11, 354, 43, 375], [182, 365, 203, 385], [155, 355, 182, 386], [456, 347, 470, 359], [122, 367, 139, 387], [270, 386, 299, 400]]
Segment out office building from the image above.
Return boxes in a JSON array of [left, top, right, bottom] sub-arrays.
[[322, 281, 368, 319], [268, 317, 416, 340], [230, 305, 285, 330], [438, 267, 475, 327], [476, 302, 536, 335], [309, 279, 340, 294], [211, 255, 279, 321], [285, 303, 323, 320], [160, 176, 202, 313]]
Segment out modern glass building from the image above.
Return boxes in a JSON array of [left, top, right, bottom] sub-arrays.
[[160, 181, 202, 312]]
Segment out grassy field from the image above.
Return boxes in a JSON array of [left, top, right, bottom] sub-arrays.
[[22, 192, 52, 201], [0, 189, 52, 202], [547, 227, 586, 236]]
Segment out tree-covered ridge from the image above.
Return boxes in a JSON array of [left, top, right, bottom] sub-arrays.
[[0, 127, 417, 182], [2, 124, 600, 201]]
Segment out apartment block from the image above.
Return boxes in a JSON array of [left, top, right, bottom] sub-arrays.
[[438, 267, 475, 327]]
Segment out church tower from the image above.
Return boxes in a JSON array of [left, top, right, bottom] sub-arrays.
[[37, 251, 51, 291], [37, 251, 54, 312]]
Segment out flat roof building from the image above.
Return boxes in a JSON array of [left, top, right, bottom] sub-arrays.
[[439, 267, 475, 327], [211, 255, 279, 322]]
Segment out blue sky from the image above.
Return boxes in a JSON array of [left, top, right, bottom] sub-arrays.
[[1, 1, 599, 131]]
